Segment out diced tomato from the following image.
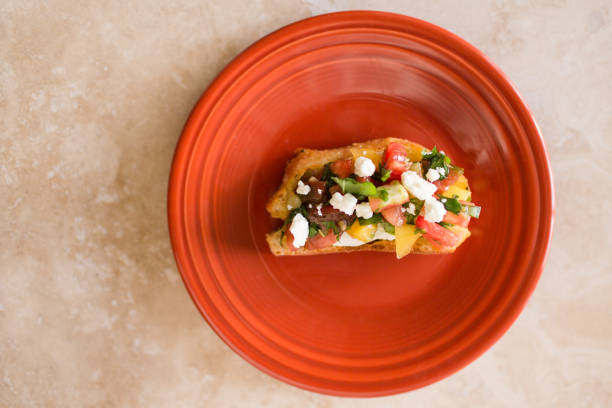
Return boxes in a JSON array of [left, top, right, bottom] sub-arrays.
[[383, 142, 407, 180], [330, 159, 353, 179], [356, 176, 372, 183], [415, 216, 459, 247], [458, 199, 474, 206], [305, 230, 337, 250], [443, 212, 470, 227], [423, 235, 444, 250], [381, 205, 405, 226], [285, 230, 298, 251], [433, 168, 460, 193], [369, 197, 384, 212]]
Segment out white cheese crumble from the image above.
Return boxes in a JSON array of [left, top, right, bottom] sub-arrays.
[[435, 167, 446, 177], [373, 224, 395, 240], [333, 232, 365, 247], [329, 192, 358, 215], [296, 180, 311, 195], [287, 204, 293, 210], [354, 156, 376, 177], [355, 202, 373, 219], [317, 188, 323, 194], [316, 203, 323, 216], [406, 202, 416, 215], [401, 171, 437, 200], [424, 197, 446, 223], [289, 213, 309, 248], [426, 168, 441, 182]]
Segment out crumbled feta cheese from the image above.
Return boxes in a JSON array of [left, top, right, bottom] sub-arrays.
[[441, 198, 447, 203], [329, 192, 358, 215], [424, 197, 446, 223], [308, 204, 312, 208], [296, 180, 311, 195], [373, 224, 395, 240], [435, 167, 446, 177], [317, 189, 322, 194], [316, 203, 323, 216], [355, 202, 373, 219], [333, 232, 365, 247], [354, 156, 376, 177], [287, 204, 293, 210], [289, 213, 309, 248], [406, 202, 416, 215], [426, 168, 441, 182], [401, 171, 437, 200]]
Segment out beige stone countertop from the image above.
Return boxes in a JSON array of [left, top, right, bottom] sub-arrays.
[[1, 1, 611, 406]]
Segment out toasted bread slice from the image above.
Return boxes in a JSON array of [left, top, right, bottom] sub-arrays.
[[265, 138, 471, 256]]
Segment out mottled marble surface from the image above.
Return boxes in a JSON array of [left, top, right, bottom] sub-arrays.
[[1, 0, 611, 406]]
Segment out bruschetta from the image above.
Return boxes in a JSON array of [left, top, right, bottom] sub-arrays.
[[266, 138, 481, 258]]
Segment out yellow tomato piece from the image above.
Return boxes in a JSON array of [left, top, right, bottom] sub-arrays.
[[454, 174, 469, 190], [442, 185, 471, 201], [405, 145, 423, 163], [346, 222, 377, 242], [351, 148, 383, 167], [395, 224, 422, 259]]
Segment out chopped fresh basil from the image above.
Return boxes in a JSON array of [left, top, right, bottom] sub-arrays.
[[321, 162, 334, 186], [441, 197, 462, 214], [323, 221, 339, 236], [403, 198, 424, 224], [382, 221, 395, 234], [332, 177, 377, 196], [466, 205, 481, 219], [308, 224, 320, 238], [422, 146, 451, 180], [358, 213, 383, 225], [438, 221, 453, 229], [374, 163, 391, 182], [377, 188, 389, 202]]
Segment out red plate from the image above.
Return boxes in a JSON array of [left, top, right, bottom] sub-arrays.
[[168, 11, 554, 396]]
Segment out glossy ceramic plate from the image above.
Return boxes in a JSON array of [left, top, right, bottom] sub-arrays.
[[168, 11, 554, 396]]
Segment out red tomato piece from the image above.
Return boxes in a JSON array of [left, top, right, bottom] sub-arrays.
[[433, 169, 460, 193], [381, 205, 405, 226], [443, 212, 470, 227], [356, 176, 372, 183], [330, 159, 353, 179], [305, 230, 337, 250], [415, 216, 459, 247], [423, 235, 444, 250], [285, 230, 297, 251], [384, 142, 407, 179], [368, 197, 384, 212]]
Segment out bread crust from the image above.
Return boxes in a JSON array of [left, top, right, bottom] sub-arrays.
[[265, 138, 471, 256]]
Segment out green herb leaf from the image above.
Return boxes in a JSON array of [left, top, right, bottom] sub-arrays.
[[331, 177, 377, 196], [415, 227, 426, 234], [321, 162, 334, 186], [374, 163, 391, 182], [422, 146, 452, 180], [377, 188, 389, 202], [438, 221, 453, 229], [403, 197, 424, 224], [466, 205, 481, 219], [358, 213, 383, 226], [441, 197, 461, 214], [308, 224, 320, 238]]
